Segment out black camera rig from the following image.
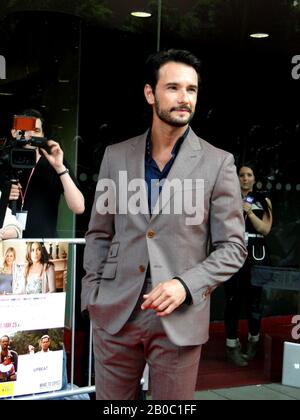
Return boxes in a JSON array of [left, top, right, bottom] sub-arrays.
[[0, 115, 49, 227], [0, 135, 48, 170]]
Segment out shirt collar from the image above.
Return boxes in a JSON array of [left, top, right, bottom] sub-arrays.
[[146, 126, 190, 162]]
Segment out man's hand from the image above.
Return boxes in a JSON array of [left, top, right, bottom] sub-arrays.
[[9, 184, 21, 201], [40, 140, 64, 172], [40, 139, 85, 214], [141, 279, 186, 317]]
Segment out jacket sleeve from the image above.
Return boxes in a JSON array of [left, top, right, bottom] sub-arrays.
[[179, 153, 247, 305], [81, 147, 115, 312]]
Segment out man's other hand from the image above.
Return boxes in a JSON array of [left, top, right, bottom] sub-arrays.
[[141, 279, 186, 317], [9, 183, 21, 201]]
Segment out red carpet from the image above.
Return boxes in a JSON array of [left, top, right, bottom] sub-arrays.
[[66, 316, 297, 390], [196, 316, 297, 390]]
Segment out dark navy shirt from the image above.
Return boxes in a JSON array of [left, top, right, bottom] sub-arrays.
[[145, 127, 189, 213], [144, 127, 192, 304]]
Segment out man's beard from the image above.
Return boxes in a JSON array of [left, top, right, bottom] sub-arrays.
[[155, 98, 194, 127]]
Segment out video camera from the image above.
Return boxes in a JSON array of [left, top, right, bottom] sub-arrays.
[[0, 115, 48, 170]]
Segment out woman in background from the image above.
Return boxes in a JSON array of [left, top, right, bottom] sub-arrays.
[[224, 164, 273, 366], [0, 247, 16, 294]]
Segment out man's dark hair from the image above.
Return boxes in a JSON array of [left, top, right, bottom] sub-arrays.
[[144, 49, 201, 92], [0, 335, 9, 342]]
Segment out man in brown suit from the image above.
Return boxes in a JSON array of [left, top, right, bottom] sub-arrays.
[[82, 49, 247, 400]]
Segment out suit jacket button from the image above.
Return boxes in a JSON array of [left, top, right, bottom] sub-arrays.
[[202, 288, 211, 299], [139, 265, 146, 273], [147, 230, 155, 239]]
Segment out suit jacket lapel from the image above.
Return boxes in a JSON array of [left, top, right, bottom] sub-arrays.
[[126, 131, 150, 223], [151, 129, 203, 221]]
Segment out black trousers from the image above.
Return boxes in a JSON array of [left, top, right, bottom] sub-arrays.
[[224, 259, 263, 339]]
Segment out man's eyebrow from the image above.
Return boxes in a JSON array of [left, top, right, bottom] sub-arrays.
[[165, 82, 198, 89]]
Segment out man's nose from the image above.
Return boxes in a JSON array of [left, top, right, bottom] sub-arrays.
[[178, 89, 189, 103]]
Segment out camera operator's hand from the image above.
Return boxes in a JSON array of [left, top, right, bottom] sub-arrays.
[[40, 139, 85, 214], [9, 184, 21, 201], [40, 140, 64, 172]]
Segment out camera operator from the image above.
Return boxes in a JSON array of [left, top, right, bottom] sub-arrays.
[[8, 110, 84, 397], [10, 109, 84, 238]]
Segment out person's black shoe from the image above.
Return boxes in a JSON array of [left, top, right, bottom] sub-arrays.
[[226, 346, 248, 367], [138, 386, 147, 400], [243, 340, 259, 361]]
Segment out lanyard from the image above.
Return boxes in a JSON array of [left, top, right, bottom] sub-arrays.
[[20, 167, 35, 211], [19, 155, 41, 210]]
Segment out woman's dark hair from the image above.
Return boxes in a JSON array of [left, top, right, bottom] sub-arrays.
[[237, 162, 257, 175], [25, 242, 53, 279], [144, 49, 202, 92]]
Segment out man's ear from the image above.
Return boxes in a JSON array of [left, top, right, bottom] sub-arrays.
[[11, 129, 18, 138], [144, 84, 155, 105]]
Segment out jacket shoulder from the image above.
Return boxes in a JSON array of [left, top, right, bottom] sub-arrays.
[[105, 133, 147, 155], [198, 136, 233, 162]]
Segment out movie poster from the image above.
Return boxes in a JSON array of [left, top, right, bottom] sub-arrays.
[[0, 240, 68, 399]]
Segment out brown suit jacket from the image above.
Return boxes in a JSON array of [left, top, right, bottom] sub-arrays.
[[82, 128, 247, 346]]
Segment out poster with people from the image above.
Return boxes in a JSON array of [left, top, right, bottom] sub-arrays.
[[0, 241, 68, 398]]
